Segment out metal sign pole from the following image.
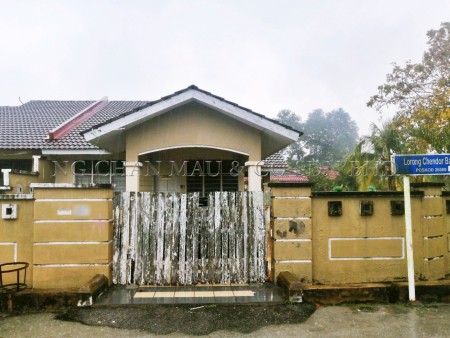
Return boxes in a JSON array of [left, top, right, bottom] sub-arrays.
[[403, 175, 416, 301]]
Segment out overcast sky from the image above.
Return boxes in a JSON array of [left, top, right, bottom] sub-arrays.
[[1, 1, 449, 135]]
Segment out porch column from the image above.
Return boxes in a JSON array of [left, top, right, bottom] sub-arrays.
[[125, 161, 142, 192], [245, 161, 264, 191], [32, 155, 41, 173]]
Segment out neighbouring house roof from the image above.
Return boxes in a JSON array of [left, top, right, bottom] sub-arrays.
[[263, 151, 288, 169], [270, 169, 309, 183], [0, 85, 301, 164], [319, 166, 340, 180]]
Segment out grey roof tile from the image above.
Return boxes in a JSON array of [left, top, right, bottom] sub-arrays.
[[0, 86, 297, 168], [0, 100, 149, 150]]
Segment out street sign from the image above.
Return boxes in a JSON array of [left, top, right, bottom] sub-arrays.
[[392, 154, 450, 175], [392, 153, 450, 301]]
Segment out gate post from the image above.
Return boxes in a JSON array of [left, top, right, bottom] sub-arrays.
[[268, 182, 313, 283]]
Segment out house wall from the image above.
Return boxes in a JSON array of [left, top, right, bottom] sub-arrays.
[[269, 183, 449, 285], [125, 102, 262, 162]]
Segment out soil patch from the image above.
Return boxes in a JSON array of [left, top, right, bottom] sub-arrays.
[[56, 303, 316, 335]]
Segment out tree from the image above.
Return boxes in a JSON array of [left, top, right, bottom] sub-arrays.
[[342, 119, 404, 190], [368, 22, 450, 153], [302, 108, 359, 163], [276, 108, 359, 165], [275, 109, 305, 164]]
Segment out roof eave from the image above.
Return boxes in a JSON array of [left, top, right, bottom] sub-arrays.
[[83, 87, 301, 146]]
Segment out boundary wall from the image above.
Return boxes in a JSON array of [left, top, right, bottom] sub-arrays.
[[0, 185, 112, 289], [269, 182, 449, 284]]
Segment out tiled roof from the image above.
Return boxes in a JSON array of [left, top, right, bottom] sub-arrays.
[[270, 169, 309, 183], [263, 151, 288, 168], [0, 85, 301, 155], [85, 85, 302, 136], [0, 100, 149, 150]]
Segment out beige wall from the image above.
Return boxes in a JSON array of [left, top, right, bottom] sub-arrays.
[[2, 182, 448, 289], [270, 185, 313, 282], [0, 196, 34, 286], [0, 187, 113, 290], [444, 194, 450, 275], [126, 102, 262, 162], [269, 183, 449, 285], [32, 187, 113, 288], [311, 195, 420, 284]]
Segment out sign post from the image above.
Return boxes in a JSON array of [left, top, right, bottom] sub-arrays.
[[392, 153, 450, 301], [402, 175, 415, 301]]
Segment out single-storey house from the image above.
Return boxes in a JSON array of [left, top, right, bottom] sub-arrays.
[[0, 85, 302, 193]]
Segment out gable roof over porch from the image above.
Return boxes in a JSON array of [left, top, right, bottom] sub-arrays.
[[82, 85, 302, 159]]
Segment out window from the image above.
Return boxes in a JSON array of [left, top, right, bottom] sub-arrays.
[[0, 159, 33, 185], [186, 160, 239, 196], [74, 160, 125, 192]]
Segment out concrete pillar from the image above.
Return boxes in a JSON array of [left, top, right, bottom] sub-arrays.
[[1, 169, 11, 186], [125, 161, 142, 192], [268, 182, 313, 283], [245, 161, 264, 191], [32, 155, 41, 173]]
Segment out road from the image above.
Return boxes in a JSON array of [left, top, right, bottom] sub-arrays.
[[1, 303, 449, 337]]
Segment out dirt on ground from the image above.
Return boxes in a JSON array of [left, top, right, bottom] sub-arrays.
[[56, 303, 317, 336]]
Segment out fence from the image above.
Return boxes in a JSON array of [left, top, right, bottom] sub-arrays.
[[112, 191, 267, 285]]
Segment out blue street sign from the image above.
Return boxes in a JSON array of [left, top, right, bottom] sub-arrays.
[[392, 154, 450, 175]]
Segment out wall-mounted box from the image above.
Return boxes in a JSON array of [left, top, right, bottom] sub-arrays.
[[2, 204, 18, 219]]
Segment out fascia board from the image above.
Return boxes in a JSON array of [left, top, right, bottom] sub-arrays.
[[191, 91, 300, 141], [84, 90, 195, 142], [42, 149, 112, 155], [84, 89, 300, 143]]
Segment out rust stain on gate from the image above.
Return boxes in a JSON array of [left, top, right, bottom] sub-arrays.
[[112, 191, 268, 285]]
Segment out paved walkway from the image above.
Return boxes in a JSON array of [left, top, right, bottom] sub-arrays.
[[95, 283, 285, 305]]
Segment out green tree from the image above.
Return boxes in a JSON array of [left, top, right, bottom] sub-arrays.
[[342, 119, 403, 190], [276, 108, 359, 165], [302, 108, 359, 163], [368, 22, 450, 153], [275, 109, 305, 164]]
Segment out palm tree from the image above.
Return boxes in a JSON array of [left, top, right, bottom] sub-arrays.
[[342, 119, 403, 191]]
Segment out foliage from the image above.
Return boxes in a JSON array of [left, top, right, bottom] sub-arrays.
[[341, 120, 403, 191], [275, 109, 305, 165], [276, 108, 359, 164], [296, 161, 358, 191], [368, 22, 450, 153]]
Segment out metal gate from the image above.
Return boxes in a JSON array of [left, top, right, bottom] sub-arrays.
[[112, 191, 268, 285]]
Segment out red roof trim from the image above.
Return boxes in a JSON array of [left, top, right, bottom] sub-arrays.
[[48, 97, 108, 140]]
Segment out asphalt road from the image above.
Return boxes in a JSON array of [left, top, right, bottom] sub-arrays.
[[1, 303, 449, 337]]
